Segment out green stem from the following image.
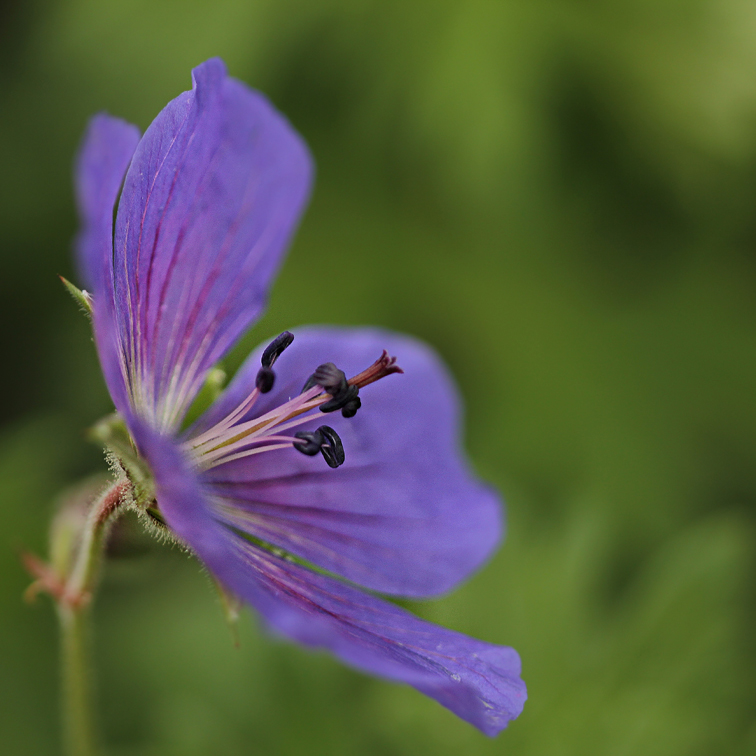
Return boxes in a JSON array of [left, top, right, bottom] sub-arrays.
[[58, 602, 97, 756], [55, 479, 130, 756]]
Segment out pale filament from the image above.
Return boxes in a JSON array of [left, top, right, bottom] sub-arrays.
[[189, 385, 262, 449], [196, 408, 323, 469], [188, 385, 322, 457], [206, 434, 341, 469], [198, 434, 311, 468]]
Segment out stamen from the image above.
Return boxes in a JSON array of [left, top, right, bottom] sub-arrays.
[[294, 425, 345, 468], [187, 348, 401, 472], [320, 384, 359, 414], [199, 432, 310, 469], [302, 362, 364, 417], [261, 331, 294, 368], [301, 362, 347, 395], [319, 426, 345, 468], [340, 395, 361, 418], [255, 367, 275, 394], [212, 385, 322, 449], [292, 429, 323, 456], [255, 331, 295, 394], [212, 442, 298, 467], [192, 387, 323, 464], [188, 386, 261, 449]]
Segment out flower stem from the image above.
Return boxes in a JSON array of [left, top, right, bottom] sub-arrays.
[[54, 479, 130, 756], [58, 602, 97, 756]]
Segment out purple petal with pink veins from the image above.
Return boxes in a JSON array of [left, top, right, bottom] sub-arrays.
[[113, 58, 312, 428]]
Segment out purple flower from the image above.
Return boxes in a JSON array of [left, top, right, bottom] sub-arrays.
[[74, 58, 526, 735]]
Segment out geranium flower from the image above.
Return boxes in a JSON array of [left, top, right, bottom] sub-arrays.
[[74, 57, 526, 735]]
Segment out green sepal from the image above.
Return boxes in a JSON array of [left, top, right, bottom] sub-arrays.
[[88, 413, 154, 506], [59, 276, 93, 318], [145, 505, 166, 527]]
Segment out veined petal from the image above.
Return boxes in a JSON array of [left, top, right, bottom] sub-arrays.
[[228, 540, 526, 737], [192, 327, 502, 598], [114, 58, 313, 430], [74, 114, 140, 413], [132, 423, 525, 737]]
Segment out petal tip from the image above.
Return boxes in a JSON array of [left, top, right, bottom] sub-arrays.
[[191, 57, 228, 97]]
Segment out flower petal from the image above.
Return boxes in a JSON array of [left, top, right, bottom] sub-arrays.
[[133, 423, 525, 737], [74, 114, 140, 291], [114, 58, 312, 430], [228, 539, 526, 737], [74, 114, 140, 413], [193, 327, 502, 598]]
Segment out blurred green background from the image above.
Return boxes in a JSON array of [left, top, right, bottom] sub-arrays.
[[2, 1, 756, 754]]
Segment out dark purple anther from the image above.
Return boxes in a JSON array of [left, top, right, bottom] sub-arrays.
[[340, 395, 361, 418], [320, 384, 359, 415], [293, 429, 323, 456], [302, 362, 362, 417], [256, 332, 294, 394], [255, 366, 275, 394], [293, 426, 344, 468], [301, 362, 347, 394], [261, 331, 294, 368], [317, 425, 345, 468]]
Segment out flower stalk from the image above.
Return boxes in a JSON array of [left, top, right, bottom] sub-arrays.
[[58, 600, 96, 756], [24, 478, 131, 756]]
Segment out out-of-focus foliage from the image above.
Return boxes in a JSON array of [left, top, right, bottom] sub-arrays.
[[1, 1, 755, 754]]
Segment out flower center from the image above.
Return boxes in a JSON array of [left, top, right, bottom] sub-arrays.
[[184, 332, 402, 471]]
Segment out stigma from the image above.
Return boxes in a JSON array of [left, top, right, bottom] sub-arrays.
[[185, 332, 402, 472]]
